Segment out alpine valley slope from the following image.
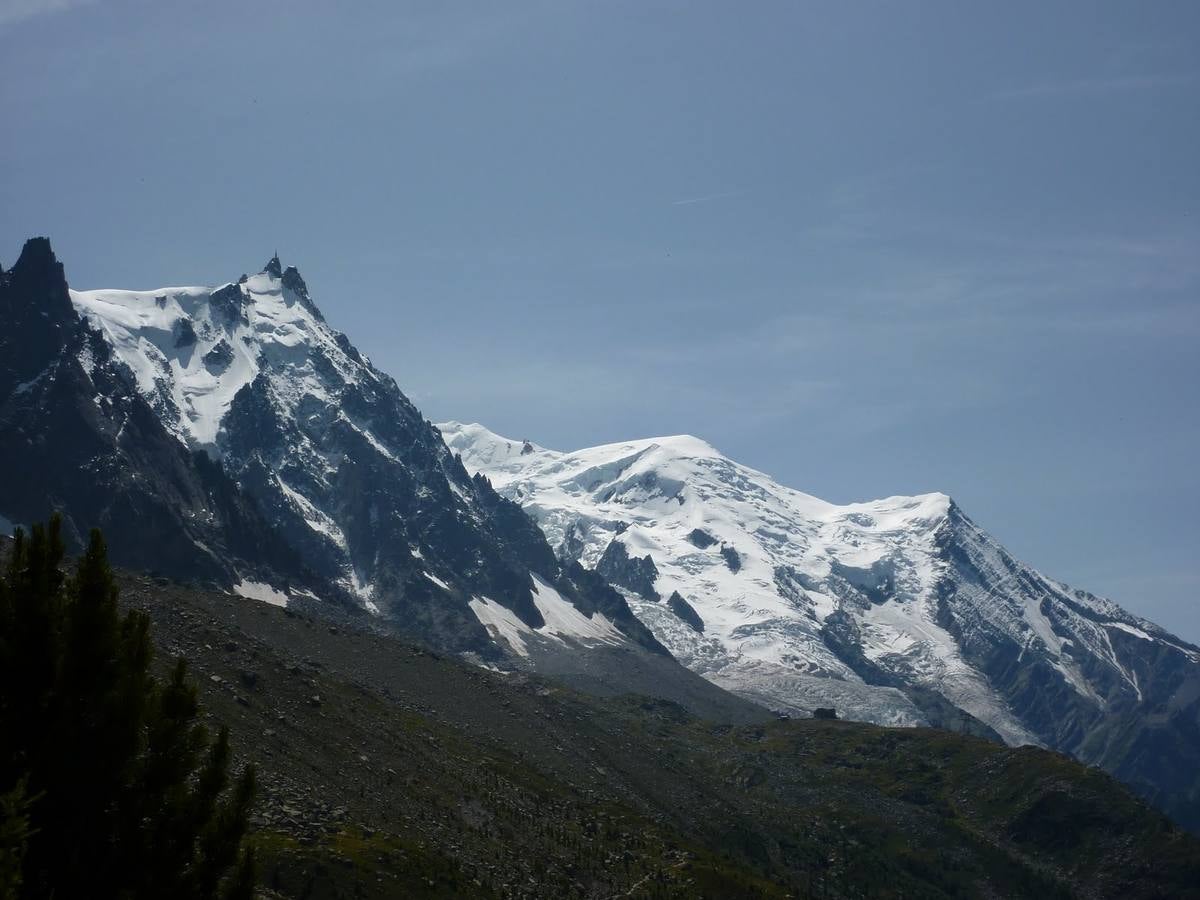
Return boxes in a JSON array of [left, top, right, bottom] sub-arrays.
[[439, 422, 1200, 829], [0, 238, 758, 723]]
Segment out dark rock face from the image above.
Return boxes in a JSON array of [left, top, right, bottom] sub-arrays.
[[203, 340, 234, 371], [830, 558, 895, 606], [557, 521, 588, 562], [666, 591, 704, 632], [597, 539, 660, 601], [0, 238, 310, 593], [174, 318, 197, 348], [0, 237, 75, 390], [687, 528, 716, 549], [209, 283, 246, 323], [929, 502, 1200, 831], [212, 307, 654, 654], [280, 264, 324, 321], [720, 544, 742, 573]]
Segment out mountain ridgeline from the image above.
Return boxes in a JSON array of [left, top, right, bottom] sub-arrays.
[[1, 237, 1198, 837]]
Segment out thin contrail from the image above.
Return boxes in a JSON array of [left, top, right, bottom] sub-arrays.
[[671, 189, 745, 207], [990, 72, 1197, 100]]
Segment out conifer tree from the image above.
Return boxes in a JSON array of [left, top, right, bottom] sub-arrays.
[[0, 780, 32, 900], [0, 516, 255, 898]]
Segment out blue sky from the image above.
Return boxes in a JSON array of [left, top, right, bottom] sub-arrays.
[[2, 1, 1198, 640]]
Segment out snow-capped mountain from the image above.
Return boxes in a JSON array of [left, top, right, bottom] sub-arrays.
[[0, 238, 307, 588], [65, 252, 664, 653], [3, 240, 634, 656], [70, 258, 425, 607], [5, 236, 1196, 825], [2, 237, 760, 722], [440, 421, 1200, 828]]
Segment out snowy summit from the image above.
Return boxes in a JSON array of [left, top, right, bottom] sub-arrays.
[[439, 420, 1199, 749]]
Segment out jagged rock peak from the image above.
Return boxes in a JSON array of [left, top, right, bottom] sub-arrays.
[[16, 235, 56, 265], [279, 264, 321, 320], [250, 253, 322, 320], [2, 237, 75, 331], [281, 264, 306, 293], [11, 237, 67, 289]]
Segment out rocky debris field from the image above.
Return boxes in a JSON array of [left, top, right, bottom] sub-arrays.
[[119, 572, 1200, 899]]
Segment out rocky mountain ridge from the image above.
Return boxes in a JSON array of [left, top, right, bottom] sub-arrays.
[[0, 237, 309, 591], [3, 239, 737, 715]]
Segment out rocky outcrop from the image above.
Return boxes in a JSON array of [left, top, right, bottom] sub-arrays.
[[666, 591, 704, 632], [597, 539, 660, 601]]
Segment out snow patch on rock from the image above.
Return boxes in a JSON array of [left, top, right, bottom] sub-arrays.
[[234, 579, 289, 608]]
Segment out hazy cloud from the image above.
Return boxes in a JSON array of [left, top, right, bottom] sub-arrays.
[[0, 0, 95, 30], [671, 189, 745, 207]]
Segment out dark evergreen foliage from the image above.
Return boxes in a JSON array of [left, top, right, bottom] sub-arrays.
[[0, 517, 255, 899], [0, 780, 32, 900]]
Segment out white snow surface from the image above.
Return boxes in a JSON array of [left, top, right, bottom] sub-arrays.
[[439, 421, 1186, 740], [468, 596, 532, 657], [233, 579, 289, 608], [530, 574, 624, 646], [71, 272, 361, 450], [468, 574, 625, 658]]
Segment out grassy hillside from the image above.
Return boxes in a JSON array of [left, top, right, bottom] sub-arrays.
[[119, 571, 1200, 899]]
